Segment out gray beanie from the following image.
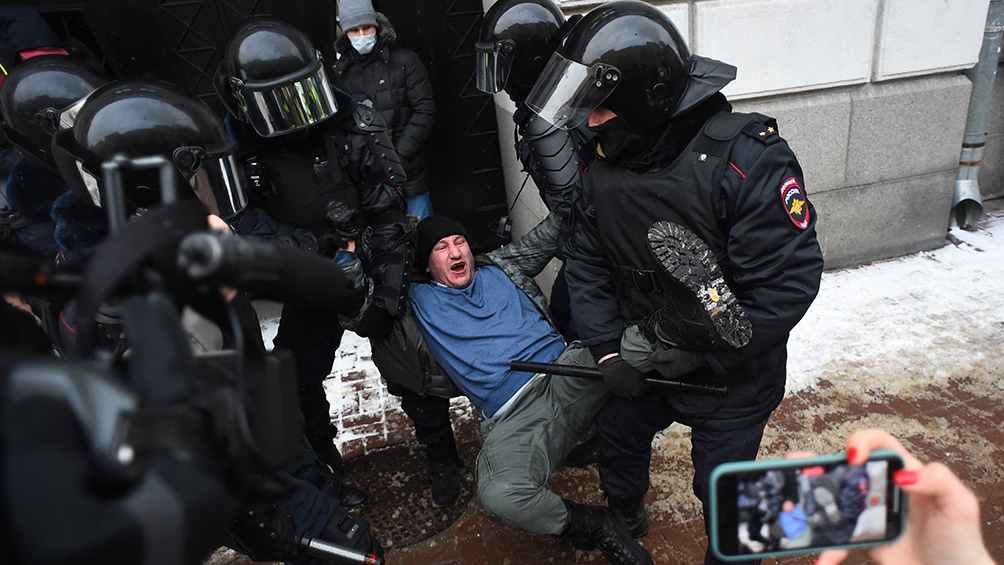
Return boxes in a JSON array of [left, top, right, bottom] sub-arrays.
[[338, 0, 377, 31]]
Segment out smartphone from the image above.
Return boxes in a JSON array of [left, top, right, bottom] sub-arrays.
[[709, 450, 906, 561]]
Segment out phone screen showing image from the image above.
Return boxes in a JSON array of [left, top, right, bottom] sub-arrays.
[[710, 451, 905, 560]]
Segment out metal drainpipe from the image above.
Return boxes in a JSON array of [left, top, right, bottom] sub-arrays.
[[953, 0, 1004, 230]]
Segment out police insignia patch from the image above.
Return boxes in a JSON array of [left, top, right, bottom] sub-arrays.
[[780, 177, 810, 229]]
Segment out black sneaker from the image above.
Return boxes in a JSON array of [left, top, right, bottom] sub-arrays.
[[646, 220, 752, 350]]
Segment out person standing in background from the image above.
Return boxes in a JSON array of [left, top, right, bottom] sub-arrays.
[[333, 0, 437, 219]]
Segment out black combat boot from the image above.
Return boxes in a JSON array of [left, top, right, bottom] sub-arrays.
[[561, 500, 654, 565], [426, 435, 462, 506], [608, 495, 648, 538], [645, 220, 752, 351], [311, 455, 371, 510], [308, 430, 370, 510]]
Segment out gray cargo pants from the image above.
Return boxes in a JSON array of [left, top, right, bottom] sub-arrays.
[[475, 341, 609, 535]]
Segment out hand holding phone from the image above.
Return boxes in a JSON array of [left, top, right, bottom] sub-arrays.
[[709, 449, 906, 561], [816, 429, 995, 565]]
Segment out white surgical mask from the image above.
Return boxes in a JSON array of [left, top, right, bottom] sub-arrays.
[[350, 32, 377, 55]]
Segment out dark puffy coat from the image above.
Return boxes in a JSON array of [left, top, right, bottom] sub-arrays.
[[332, 13, 436, 197]]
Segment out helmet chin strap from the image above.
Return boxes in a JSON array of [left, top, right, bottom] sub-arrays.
[[671, 55, 737, 118]]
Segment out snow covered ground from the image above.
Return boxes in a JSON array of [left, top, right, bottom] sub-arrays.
[[788, 204, 1004, 395]]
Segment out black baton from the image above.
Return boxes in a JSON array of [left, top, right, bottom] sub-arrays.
[[509, 361, 729, 397]]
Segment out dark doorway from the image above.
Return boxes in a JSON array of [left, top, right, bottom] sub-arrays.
[[376, 0, 509, 252]]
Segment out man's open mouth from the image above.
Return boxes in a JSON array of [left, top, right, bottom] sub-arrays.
[[450, 261, 465, 272]]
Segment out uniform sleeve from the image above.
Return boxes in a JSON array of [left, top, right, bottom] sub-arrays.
[[703, 136, 824, 373], [337, 208, 415, 338], [394, 50, 436, 160], [227, 206, 320, 253], [563, 175, 626, 357]]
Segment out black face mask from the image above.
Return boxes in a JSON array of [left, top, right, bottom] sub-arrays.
[[588, 116, 658, 167]]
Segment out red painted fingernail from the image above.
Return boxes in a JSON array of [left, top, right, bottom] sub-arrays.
[[894, 470, 918, 486], [847, 447, 858, 462]]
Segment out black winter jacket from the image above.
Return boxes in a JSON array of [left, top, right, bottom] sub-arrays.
[[566, 98, 823, 430], [333, 13, 436, 198]]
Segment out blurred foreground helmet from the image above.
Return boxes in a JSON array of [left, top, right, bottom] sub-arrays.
[[51, 79, 249, 220], [475, 0, 566, 103], [0, 54, 108, 167], [526, 0, 691, 133], [215, 16, 338, 137]]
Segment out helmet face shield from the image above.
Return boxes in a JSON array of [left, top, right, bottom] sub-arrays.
[[185, 152, 249, 220], [52, 129, 249, 220], [475, 39, 515, 94], [57, 94, 91, 130], [0, 93, 90, 167], [51, 128, 104, 206], [233, 57, 338, 137], [525, 52, 620, 130]]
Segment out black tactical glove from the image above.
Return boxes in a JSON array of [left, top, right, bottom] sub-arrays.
[[648, 347, 707, 379], [324, 200, 363, 240], [596, 354, 649, 398], [317, 234, 347, 257], [339, 283, 367, 320]]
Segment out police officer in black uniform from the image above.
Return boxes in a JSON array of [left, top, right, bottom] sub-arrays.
[[44, 77, 385, 564], [216, 16, 458, 507], [526, 3, 824, 563], [475, 0, 588, 342], [0, 54, 109, 257]]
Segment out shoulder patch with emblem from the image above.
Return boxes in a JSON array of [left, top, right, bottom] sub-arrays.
[[780, 176, 810, 229]]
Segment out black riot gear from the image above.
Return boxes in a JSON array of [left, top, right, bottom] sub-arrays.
[[51, 79, 249, 220], [475, 0, 567, 103], [0, 54, 108, 167], [215, 16, 339, 137], [526, 0, 736, 134]]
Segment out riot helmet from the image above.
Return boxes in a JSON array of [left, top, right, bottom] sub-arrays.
[[526, 1, 693, 133], [475, 0, 566, 103], [51, 79, 249, 221], [215, 16, 338, 137], [0, 54, 108, 167]]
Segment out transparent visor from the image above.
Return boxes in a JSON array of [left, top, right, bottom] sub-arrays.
[[474, 39, 515, 94], [525, 53, 621, 130], [52, 131, 249, 220], [235, 57, 338, 137], [183, 152, 250, 220], [57, 95, 91, 130], [0, 93, 92, 165]]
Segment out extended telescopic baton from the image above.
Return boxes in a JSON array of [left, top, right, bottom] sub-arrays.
[[509, 361, 729, 397], [300, 535, 384, 565]]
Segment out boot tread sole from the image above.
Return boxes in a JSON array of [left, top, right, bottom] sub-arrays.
[[647, 220, 752, 349]]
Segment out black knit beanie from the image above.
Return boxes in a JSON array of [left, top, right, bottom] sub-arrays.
[[416, 215, 469, 271]]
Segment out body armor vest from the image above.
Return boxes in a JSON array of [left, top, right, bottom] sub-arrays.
[[253, 128, 359, 235], [586, 112, 771, 322]]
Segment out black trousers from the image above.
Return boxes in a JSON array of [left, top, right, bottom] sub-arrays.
[[273, 303, 344, 445], [597, 393, 767, 565], [385, 379, 455, 448]]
